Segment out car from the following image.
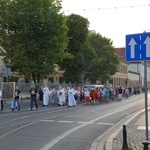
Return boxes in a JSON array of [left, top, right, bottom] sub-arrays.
[[83, 84, 104, 89]]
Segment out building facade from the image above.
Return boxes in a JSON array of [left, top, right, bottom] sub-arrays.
[[112, 58, 128, 87], [116, 47, 150, 88]]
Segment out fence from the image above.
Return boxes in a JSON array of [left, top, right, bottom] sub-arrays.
[[15, 80, 84, 93]]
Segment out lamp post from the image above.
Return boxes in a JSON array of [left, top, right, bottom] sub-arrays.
[[142, 30, 150, 149], [4, 68, 11, 82], [4, 60, 11, 82]]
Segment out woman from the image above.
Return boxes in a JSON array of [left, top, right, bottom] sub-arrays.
[[84, 89, 90, 104], [93, 87, 99, 104]]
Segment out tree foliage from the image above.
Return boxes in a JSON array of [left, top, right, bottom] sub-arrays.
[[59, 14, 95, 83], [86, 31, 119, 83], [0, 0, 70, 82]]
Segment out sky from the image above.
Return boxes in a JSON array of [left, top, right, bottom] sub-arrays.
[[61, 0, 150, 48]]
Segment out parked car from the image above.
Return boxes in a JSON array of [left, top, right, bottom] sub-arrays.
[[83, 84, 104, 89]]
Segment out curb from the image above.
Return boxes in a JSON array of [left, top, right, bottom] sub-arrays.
[[90, 95, 147, 150], [105, 109, 145, 150], [90, 111, 138, 150]]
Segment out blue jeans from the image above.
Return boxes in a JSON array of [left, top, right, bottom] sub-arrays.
[[13, 98, 20, 110]]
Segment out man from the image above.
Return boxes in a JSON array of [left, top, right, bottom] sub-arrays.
[[12, 86, 21, 111], [118, 86, 123, 100], [29, 85, 38, 110]]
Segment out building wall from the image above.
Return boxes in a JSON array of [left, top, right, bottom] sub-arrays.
[[116, 47, 150, 89], [128, 62, 150, 87], [48, 65, 64, 83], [128, 72, 141, 87], [113, 59, 128, 87]]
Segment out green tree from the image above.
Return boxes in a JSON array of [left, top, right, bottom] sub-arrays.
[[86, 31, 119, 83], [0, 0, 70, 82], [59, 14, 95, 83]]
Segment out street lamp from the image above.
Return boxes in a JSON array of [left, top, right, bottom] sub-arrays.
[[4, 60, 11, 82], [142, 30, 150, 146]]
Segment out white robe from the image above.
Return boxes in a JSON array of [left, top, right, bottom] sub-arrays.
[[43, 87, 50, 106], [68, 88, 76, 106], [58, 88, 66, 105]]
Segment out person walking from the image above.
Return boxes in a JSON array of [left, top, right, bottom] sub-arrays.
[[58, 87, 65, 106], [12, 86, 21, 111], [118, 86, 123, 100], [38, 86, 43, 103], [84, 89, 90, 104], [42, 84, 50, 106], [29, 85, 38, 110], [0, 88, 3, 111], [125, 87, 129, 99], [68, 87, 76, 107], [93, 87, 99, 104]]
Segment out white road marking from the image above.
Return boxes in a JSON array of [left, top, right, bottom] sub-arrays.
[[65, 116, 93, 119], [58, 121, 74, 123], [90, 110, 100, 114], [77, 122, 93, 124], [39, 108, 129, 150], [40, 120, 114, 126], [97, 123, 114, 125], [0, 121, 37, 139], [41, 120, 55, 122]]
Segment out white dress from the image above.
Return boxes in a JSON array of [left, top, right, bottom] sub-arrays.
[[68, 88, 76, 107], [58, 88, 66, 106], [43, 87, 50, 106]]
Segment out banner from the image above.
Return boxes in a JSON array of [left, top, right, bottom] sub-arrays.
[[1, 82, 15, 100]]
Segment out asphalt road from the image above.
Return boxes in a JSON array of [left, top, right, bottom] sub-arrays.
[[0, 93, 149, 150]]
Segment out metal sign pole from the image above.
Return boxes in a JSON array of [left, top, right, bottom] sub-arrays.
[[144, 61, 149, 141]]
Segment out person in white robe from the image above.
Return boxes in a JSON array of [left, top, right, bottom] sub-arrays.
[[43, 85, 50, 106], [68, 87, 76, 107], [58, 87, 66, 106]]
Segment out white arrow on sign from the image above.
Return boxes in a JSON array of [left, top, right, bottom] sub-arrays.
[[144, 36, 150, 57], [128, 38, 137, 58]]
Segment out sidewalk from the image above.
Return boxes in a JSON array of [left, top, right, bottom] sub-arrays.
[[106, 108, 150, 150]]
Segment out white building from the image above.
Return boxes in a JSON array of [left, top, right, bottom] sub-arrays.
[[128, 62, 150, 88]]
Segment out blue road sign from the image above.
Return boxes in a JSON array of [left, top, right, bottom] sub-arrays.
[[126, 32, 150, 62]]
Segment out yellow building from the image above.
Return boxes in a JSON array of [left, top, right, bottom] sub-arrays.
[[112, 58, 128, 87]]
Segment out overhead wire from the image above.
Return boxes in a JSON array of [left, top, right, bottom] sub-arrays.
[[61, 4, 150, 13], [1, 3, 150, 41]]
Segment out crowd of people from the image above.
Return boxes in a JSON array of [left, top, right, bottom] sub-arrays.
[[0, 84, 141, 111], [29, 85, 140, 110]]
